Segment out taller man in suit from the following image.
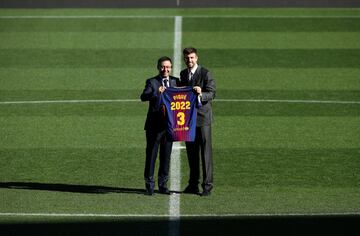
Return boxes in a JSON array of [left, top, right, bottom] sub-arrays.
[[179, 47, 216, 197], [140, 56, 179, 195]]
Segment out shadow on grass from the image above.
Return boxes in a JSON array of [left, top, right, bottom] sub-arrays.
[[1, 182, 358, 235], [0, 215, 359, 236], [0, 181, 147, 195]]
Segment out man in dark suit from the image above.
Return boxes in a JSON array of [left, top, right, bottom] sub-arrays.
[[140, 56, 179, 196], [179, 47, 216, 197]]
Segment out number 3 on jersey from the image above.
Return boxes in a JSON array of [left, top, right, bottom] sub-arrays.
[[177, 112, 185, 125]]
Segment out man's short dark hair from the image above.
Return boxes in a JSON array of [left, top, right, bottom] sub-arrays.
[[157, 56, 172, 69], [183, 47, 197, 55]]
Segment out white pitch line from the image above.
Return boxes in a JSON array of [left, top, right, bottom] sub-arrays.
[[168, 15, 182, 236], [0, 99, 139, 105], [0, 15, 174, 19], [0, 212, 358, 218], [180, 15, 360, 18], [215, 99, 360, 104], [1, 15, 360, 19], [0, 213, 170, 218]]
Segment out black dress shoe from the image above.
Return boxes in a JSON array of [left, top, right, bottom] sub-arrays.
[[183, 185, 200, 195], [145, 188, 154, 196], [200, 190, 211, 197], [159, 187, 170, 195]]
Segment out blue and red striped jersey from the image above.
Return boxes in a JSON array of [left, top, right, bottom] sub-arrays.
[[160, 87, 199, 142]]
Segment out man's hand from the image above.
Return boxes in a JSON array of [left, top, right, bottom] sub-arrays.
[[159, 86, 166, 93], [193, 86, 202, 95]]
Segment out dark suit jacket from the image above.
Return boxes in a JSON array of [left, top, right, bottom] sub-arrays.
[[140, 75, 179, 131], [179, 65, 216, 127]]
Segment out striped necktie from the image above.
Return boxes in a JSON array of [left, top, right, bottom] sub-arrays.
[[189, 71, 193, 81]]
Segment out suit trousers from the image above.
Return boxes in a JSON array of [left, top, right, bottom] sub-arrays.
[[185, 125, 213, 191], [144, 129, 172, 190]]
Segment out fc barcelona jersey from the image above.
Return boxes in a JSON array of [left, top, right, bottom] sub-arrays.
[[160, 86, 198, 142]]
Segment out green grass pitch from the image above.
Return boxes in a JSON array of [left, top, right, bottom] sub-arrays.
[[0, 8, 359, 230]]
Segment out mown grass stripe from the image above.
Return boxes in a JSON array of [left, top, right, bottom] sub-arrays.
[[182, 32, 360, 49], [213, 68, 360, 91], [1, 99, 358, 118], [0, 32, 174, 49], [213, 102, 360, 117], [2, 32, 360, 50], [1, 49, 358, 68], [1, 68, 358, 91], [183, 17, 360, 32], [199, 49, 360, 68], [1, 16, 359, 33], [0, 49, 172, 68], [4, 89, 358, 102], [217, 90, 360, 101], [214, 148, 360, 188], [0, 18, 174, 32]]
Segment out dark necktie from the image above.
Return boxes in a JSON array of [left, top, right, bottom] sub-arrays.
[[163, 79, 169, 88]]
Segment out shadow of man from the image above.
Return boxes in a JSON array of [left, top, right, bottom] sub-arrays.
[[0, 182, 146, 195]]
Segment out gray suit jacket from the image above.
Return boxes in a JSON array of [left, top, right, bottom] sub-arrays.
[[179, 65, 216, 126], [140, 75, 179, 131]]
